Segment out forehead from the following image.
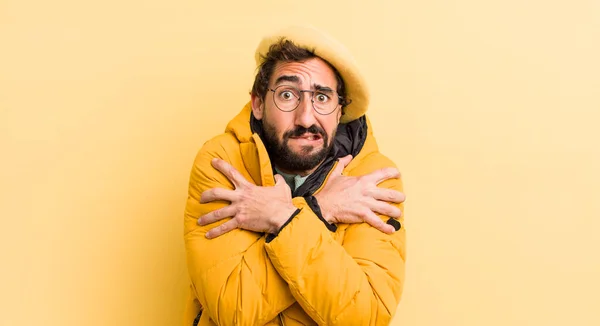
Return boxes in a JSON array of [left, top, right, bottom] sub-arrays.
[[270, 57, 338, 88]]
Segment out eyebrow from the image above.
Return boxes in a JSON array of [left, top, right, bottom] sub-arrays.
[[274, 75, 300, 86], [273, 75, 335, 94], [314, 84, 334, 94]]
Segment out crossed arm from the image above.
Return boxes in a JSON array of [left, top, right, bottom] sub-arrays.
[[184, 145, 406, 326]]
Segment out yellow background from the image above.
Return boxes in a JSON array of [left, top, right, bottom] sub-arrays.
[[1, 0, 599, 325]]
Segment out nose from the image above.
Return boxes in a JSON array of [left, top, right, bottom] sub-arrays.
[[293, 93, 317, 128]]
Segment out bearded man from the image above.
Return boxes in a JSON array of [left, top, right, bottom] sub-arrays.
[[183, 26, 407, 326]]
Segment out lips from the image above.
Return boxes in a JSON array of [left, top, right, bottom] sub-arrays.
[[289, 133, 322, 141]]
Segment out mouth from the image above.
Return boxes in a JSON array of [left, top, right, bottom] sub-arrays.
[[289, 133, 323, 142]]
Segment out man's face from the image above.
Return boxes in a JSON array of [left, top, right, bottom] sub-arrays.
[[252, 57, 342, 175]]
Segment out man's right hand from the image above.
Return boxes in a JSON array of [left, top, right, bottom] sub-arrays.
[[314, 155, 405, 234]]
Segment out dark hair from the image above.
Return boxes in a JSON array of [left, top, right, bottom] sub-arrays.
[[251, 38, 351, 109]]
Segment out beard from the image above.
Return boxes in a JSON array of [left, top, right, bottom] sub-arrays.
[[261, 117, 335, 173]]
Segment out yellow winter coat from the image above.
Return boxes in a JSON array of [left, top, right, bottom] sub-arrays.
[[183, 102, 406, 325]]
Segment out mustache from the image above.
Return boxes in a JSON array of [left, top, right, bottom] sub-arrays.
[[284, 125, 326, 139]]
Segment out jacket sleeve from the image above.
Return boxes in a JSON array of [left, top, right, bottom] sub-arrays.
[[263, 161, 407, 326], [183, 140, 296, 326]]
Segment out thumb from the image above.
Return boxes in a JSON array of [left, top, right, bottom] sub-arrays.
[[334, 155, 353, 174], [274, 174, 286, 186]]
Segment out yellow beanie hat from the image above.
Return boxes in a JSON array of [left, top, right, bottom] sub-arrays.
[[254, 26, 369, 124]]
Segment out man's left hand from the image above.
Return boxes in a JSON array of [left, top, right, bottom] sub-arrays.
[[198, 158, 297, 239]]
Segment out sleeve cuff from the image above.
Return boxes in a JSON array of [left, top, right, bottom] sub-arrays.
[[265, 208, 302, 243], [305, 195, 337, 232], [386, 218, 402, 231]]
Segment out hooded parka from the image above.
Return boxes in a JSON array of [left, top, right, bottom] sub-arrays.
[[184, 26, 406, 326]]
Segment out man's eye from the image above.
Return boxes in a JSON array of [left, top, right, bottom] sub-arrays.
[[281, 91, 295, 100], [316, 93, 330, 102]]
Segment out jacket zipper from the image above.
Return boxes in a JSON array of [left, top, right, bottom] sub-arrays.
[[293, 159, 339, 198], [310, 160, 339, 196]]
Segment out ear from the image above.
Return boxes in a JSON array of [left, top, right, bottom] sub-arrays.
[[336, 106, 343, 123], [251, 94, 264, 120]]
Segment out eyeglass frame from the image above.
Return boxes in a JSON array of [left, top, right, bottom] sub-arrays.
[[268, 84, 344, 115]]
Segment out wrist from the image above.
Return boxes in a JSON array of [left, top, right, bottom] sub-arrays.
[[307, 195, 338, 232], [268, 204, 297, 234], [313, 194, 333, 223]]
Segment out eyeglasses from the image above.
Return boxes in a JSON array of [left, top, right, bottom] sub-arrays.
[[268, 85, 343, 115]]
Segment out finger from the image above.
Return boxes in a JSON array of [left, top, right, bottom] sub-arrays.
[[370, 188, 406, 204], [333, 155, 353, 175], [369, 199, 403, 219], [274, 174, 290, 189], [205, 219, 239, 239], [212, 158, 250, 189], [198, 205, 237, 226], [362, 167, 401, 185], [200, 187, 238, 203], [274, 174, 284, 185], [339, 154, 353, 168], [361, 209, 396, 234]]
